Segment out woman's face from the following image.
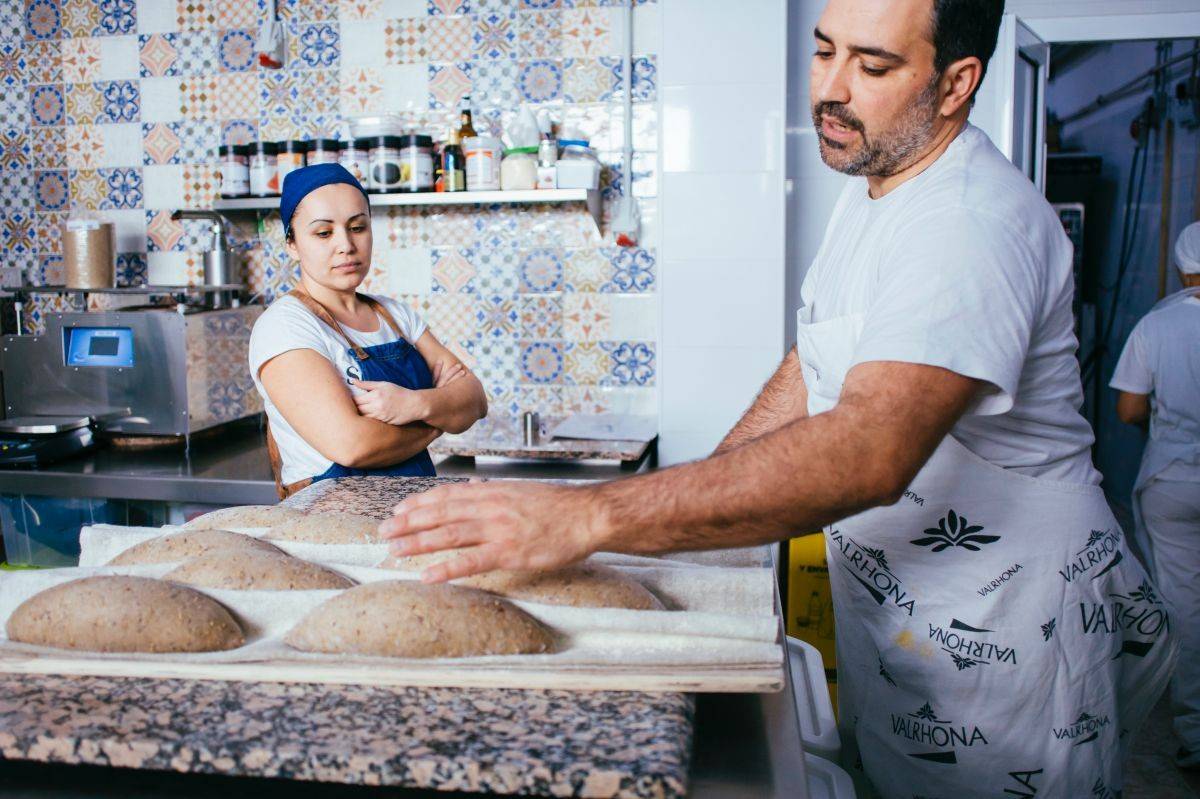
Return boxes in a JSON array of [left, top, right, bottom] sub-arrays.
[[285, 183, 372, 292]]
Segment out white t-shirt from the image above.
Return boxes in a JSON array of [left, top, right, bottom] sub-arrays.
[[800, 123, 1100, 485], [1110, 294, 1200, 483], [248, 293, 428, 485]]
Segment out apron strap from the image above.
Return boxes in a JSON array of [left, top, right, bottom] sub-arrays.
[[265, 419, 312, 500], [286, 286, 409, 361]]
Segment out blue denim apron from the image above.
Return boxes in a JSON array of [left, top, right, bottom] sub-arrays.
[[267, 288, 435, 499]]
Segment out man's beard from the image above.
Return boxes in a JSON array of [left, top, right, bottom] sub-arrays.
[[811, 78, 941, 177]]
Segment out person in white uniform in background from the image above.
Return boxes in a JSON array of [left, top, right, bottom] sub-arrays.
[[378, 0, 1176, 795], [1110, 220, 1200, 770]]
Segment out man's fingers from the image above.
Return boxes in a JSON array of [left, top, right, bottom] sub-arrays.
[[389, 482, 475, 516], [421, 546, 501, 583], [389, 523, 483, 558], [379, 497, 481, 538]]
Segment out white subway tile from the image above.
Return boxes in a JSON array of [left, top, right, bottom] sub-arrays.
[[662, 84, 782, 173], [386, 246, 432, 295], [660, 171, 784, 261], [608, 293, 658, 341], [139, 77, 183, 123], [99, 35, 140, 81], [142, 164, 184, 210], [380, 64, 428, 115], [100, 123, 143, 168], [661, 258, 783, 349], [147, 251, 188, 284], [136, 0, 178, 33], [339, 20, 385, 68], [660, 0, 785, 86], [105, 208, 148, 253]]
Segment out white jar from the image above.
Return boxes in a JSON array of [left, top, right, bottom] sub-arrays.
[[463, 135, 501, 191], [555, 141, 601, 190], [500, 147, 538, 191]]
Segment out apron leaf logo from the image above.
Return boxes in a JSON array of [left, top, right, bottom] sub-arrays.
[[1041, 618, 1056, 641], [911, 509, 1000, 551]]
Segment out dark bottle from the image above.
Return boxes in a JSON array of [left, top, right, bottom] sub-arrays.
[[457, 95, 476, 140], [441, 127, 465, 192]]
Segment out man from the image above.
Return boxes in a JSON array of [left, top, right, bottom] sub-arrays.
[[381, 0, 1175, 794], [1110, 221, 1200, 771]]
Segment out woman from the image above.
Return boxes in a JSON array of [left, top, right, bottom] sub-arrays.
[[248, 163, 487, 498]]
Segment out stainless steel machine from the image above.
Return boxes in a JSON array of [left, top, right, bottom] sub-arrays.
[[1, 305, 263, 439]]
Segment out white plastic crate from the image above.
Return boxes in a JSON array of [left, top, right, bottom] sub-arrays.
[[787, 635, 840, 761]]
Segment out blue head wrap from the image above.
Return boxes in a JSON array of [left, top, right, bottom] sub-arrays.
[[280, 163, 370, 236]]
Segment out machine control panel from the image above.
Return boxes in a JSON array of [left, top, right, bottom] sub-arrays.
[[63, 327, 135, 368]]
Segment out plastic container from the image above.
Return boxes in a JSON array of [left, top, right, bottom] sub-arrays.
[[555, 139, 600, 189], [306, 138, 341, 165], [339, 137, 371, 184], [787, 636, 841, 761], [348, 114, 405, 140], [463, 135, 501, 191], [248, 141, 279, 196], [0, 494, 122, 567], [397, 133, 434, 192], [62, 215, 115, 289], [217, 144, 250, 198], [276, 139, 308, 187], [500, 146, 538, 191], [804, 753, 857, 799], [367, 135, 404, 192]]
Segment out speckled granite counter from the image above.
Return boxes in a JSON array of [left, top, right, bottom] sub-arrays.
[[0, 476, 698, 798], [429, 416, 655, 463]]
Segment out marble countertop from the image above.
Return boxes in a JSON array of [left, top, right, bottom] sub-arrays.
[[0, 476, 697, 798], [429, 416, 654, 462]]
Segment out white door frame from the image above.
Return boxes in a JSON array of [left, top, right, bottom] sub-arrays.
[[1026, 12, 1200, 43]]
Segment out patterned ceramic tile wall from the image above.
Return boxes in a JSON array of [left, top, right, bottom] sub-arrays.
[[0, 0, 659, 418]]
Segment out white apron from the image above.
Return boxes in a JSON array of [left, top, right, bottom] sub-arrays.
[[796, 307, 1177, 798], [1129, 287, 1200, 565]]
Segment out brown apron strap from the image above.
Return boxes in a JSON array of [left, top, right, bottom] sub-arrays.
[[265, 419, 311, 500], [285, 286, 410, 360]]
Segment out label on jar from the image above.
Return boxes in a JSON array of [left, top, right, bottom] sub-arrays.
[[399, 149, 433, 190], [339, 151, 368, 183], [277, 152, 305, 186], [369, 147, 403, 190], [465, 148, 499, 191], [308, 151, 339, 165], [249, 154, 278, 195], [443, 168, 465, 191], [219, 156, 250, 197]]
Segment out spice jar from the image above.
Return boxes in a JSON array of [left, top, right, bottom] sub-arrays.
[[500, 147, 538, 191], [463, 135, 501, 191], [367, 135, 404, 193], [217, 144, 249, 198], [339, 137, 370, 184], [397, 134, 434, 192], [248, 141, 279, 196], [276, 140, 308, 187], [307, 138, 341, 165]]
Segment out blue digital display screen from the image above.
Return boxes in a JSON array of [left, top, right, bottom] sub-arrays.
[[64, 327, 135, 367]]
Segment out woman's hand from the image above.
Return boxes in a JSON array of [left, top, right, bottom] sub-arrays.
[[432, 361, 466, 388], [351, 380, 431, 426]]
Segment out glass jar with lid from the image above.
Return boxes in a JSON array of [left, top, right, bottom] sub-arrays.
[[397, 134, 434, 192], [500, 146, 538, 191]]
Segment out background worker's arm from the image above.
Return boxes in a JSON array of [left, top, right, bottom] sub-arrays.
[[260, 348, 440, 468], [714, 348, 809, 454], [1116, 391, 1151, 430]]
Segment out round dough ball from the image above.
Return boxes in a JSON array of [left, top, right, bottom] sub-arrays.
[[108, 529, 284, 566], [284, 581, 556, 658], [164, 548, 355, 591], [6, 576, 244, 653], [460, 563, 664, 610], [264, 512, 380, 544], [182, 504, 305, 530]]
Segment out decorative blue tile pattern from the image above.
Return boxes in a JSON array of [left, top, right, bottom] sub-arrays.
[[0, 0, 658, 419], [294, 22, 339, 69], [520, 340, 563, 383], [95, 0, 135, 36], [218, 29, 256, 72], [24, 0, 61, 40], [99, 80, 139, 122], [98, 166, 142, 208], [602, 341, 654, 386], [517, 58, 561, 102]]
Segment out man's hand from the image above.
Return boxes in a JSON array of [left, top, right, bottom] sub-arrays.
[[352, 380, 430, 426], [378, 481, 607, 582]]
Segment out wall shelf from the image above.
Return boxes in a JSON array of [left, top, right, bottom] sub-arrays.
[[212, 188, 602, 232]]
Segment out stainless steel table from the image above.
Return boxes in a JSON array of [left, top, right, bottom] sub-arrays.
[[0, 419, 277, 505]]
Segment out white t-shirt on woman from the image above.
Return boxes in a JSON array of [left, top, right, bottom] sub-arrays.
[[248, 293, 427, 486]]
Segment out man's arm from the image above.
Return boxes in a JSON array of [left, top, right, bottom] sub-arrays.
[[713, 348, 809, 454], [1116, 391, 1150, 430], [381, 360, 982, 580], [261, 349, 440, 469]]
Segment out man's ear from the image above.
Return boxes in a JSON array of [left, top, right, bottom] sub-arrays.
[[939, 55, 984, 118]]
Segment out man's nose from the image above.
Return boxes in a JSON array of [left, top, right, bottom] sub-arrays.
[[813, 57, 852, 107]]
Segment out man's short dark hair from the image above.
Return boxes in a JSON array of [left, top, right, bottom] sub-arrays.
[[930, 0, 1005, 101]]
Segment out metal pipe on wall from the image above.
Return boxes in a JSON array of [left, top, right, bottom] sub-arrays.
[[1158, 117, 1174, 299]]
